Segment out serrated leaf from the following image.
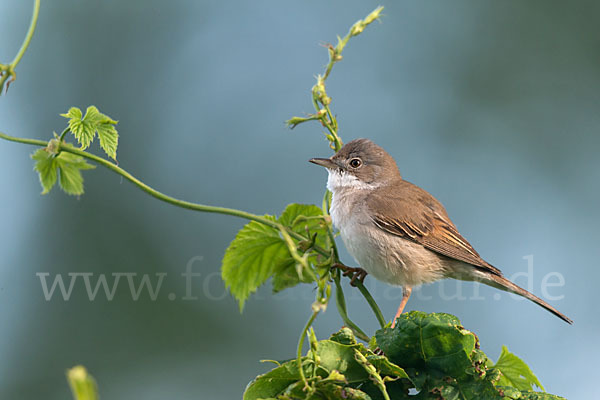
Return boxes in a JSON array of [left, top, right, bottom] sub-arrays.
[[32, 148, 58, 194], [61, 107, 96, 149], [222, 216, 287, 311], [222, 204, 331, 310], [96, 118, 119, 160], [61, 106, 118, 158], [56, 153, 94, 196], [271, 204, 330, 291], [375, 311, 476, 378], [31, 148, 95, 196], [493, 346, 545, 392]]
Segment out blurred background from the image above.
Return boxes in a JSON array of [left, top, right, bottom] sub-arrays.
[[1, 0, 598, 398]]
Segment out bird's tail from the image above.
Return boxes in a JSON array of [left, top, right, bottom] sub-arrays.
[[483, 273, 573, 324]]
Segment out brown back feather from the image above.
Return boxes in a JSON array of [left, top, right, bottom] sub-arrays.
[[367, 178, 503, 276]]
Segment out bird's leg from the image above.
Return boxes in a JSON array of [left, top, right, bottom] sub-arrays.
[[391, 286, 412, 328], [332, 262, 368, 287]]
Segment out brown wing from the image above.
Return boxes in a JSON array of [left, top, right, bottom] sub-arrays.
[[367, 179, 502, 276]]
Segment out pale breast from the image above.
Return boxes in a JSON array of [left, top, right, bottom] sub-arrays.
[[330, 189, 447, 288]]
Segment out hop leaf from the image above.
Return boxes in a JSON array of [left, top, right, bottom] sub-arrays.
[[32, 148, 95, 195], [32, 148, 58, 194], [61, 106, 119, 160], [221, 204, 329, 311], [493, 346, 545, 391]]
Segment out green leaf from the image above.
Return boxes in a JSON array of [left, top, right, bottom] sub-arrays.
[[271, 257, 305, 293], [222, 204, 331, 310], [56, 152, 95, 195], [375, 311, 476, 377], [493, 346, 545, 391], [329, 327, 357, 346], [222, 216, 287, 311], [31, 148, 95, 195], [271, 204, 330, 291], [497, 387, 566, 400], [61, 106, 119, 159], [243, 360, 301, 400], [61, 107, 95, 149], [313, 340, 368, 383], [32, 148, 58, 194], [96, 120, 119, 160], [366, 355, 410, 380], [67, 366, 98, 400]]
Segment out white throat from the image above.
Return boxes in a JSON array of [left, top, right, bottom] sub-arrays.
[[326, 169, 380, 193]]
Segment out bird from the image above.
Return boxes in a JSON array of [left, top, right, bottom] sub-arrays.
[[309, 138, 572, 327]]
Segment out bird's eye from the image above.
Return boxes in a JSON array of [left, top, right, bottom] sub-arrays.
[[349, 158, 362, 168]]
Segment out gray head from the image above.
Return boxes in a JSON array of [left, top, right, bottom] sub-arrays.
[[309, 138, 401, 192]]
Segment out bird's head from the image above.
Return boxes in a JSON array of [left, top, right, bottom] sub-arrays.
[[309, 138, 401, 192]]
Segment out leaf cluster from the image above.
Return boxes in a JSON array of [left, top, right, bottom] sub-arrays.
[[222, 204, 333, 311], [32, 145, 95, 196], [31, 106, 118, 196], [245, 312, 564, 400]]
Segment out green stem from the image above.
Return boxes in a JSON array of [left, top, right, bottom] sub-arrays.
[[0, 131, 312, 245], [333, 273, 369, 341], [0, 132, 46, 147], [356, 282, 386, 328], [58, 127, 70, 142], [10, 0, 41, 67], [297, 310, 319, 391]]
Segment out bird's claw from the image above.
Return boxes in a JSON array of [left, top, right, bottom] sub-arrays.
[[332, 263, 368, 287]]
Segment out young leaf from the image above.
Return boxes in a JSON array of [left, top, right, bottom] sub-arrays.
[[55, 152, 95, 195], [61, 107, 95, 149], [96, 120, 119, 160], [222, 204, 331, 310], [32, 148, 58, 194], [221, 216, 290, 311], [61, 106, 119, 159], [493, 345, 545, 391], [31, 148, 95, 195]]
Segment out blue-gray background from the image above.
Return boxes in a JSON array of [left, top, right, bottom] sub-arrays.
[[1, 1, 597, 399]]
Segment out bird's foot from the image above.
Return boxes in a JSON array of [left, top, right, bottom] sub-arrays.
[[332, 263, 368, 287]]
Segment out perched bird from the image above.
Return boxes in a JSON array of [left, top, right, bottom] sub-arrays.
[[310, 138, 572, 327]]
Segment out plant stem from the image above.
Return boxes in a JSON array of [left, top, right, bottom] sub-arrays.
[[1, 0, 41, 92], [0, 131, 307, 244], [58, 127, 70, 142], [333, 272, 369, 341], [10, 0, 41, 67], [297, 310, 319, 391], [356, 282, 386, 328], [0, 132, 47, 147]]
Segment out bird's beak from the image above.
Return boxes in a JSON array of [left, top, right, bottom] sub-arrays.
[[309, 158, 338, 169]]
